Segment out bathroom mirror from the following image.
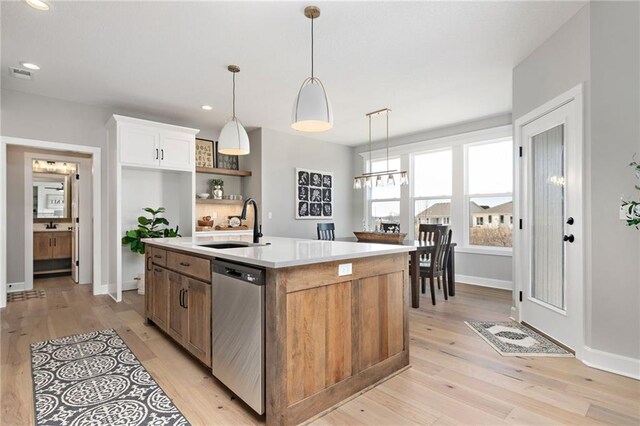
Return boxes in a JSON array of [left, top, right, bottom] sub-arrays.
[[33, 172, 71, 221]]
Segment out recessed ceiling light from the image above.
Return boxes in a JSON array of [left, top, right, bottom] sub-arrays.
[[201, 105, 213, 111], [20, 62, 40, 70], [25, 0, 50, 11]]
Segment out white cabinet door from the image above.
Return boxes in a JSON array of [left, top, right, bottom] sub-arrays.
[[120, 125, 160, 168], [159, 132, 194, 171]]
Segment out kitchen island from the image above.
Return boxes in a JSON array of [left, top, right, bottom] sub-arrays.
[[144, 235, 413, 425]]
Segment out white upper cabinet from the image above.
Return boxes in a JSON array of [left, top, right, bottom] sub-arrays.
[[159, 131, 194, 171], [111, 115, 199, 171]]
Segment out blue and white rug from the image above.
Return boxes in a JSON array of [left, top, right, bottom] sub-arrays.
[[30, 329, 189, 425], [465, 321, 573, 357]]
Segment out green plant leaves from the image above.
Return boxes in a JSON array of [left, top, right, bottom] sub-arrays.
[[122, 207, 179, 254]]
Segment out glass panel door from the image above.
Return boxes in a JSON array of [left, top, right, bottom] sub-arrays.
[[531, 124, 565, 310]]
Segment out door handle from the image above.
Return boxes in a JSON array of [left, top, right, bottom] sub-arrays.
[[155, 148, 159, 160], [161, 149, 164, 160], [53, 238, 56, 247], [566, 217, 574, 225], [179, 262, 190, 267], [563, 234, 575, 243], [183, 289, 188, 309], [179, 288, 184, 308], [49, 238, 52, 247], [146, 256, 152, 271]]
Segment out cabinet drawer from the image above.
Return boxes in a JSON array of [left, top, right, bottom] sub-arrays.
[[150, 248, 167, 266], [167, 251, 211, 283]]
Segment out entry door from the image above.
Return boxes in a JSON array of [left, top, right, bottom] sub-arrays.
[[520, 99, 583, 352]]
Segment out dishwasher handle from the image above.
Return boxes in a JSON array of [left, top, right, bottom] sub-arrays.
[[224, 267, 243, 278], [212, 259, 265, 285]]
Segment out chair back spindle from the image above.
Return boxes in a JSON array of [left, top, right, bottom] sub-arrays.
[[317, 223, 335, 240]]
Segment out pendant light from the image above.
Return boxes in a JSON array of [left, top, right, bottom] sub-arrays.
[[353, 108, 408, 189], [218, 65, 250, 156], [291, 6, 333, 132]]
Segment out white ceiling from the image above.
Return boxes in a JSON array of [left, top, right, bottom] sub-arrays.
[[1, 1, 585, 146]]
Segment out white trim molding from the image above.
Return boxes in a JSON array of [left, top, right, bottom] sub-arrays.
[[7, 282, 26, 293], [456, 274, 513, 291], [582, 346, 640, 380], [0, 136, 104, 308]]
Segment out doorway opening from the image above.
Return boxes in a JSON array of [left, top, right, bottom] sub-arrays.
[[1, 137, 103, 308]]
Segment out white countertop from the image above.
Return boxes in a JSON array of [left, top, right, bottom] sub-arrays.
[[144, 235, 414, 269]]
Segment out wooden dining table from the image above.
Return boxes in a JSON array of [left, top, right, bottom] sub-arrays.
[[336, 237, 456, 309]]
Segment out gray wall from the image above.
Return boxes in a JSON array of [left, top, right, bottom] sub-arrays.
[[351, 113, 514, 285], [513, 3, 640, 360], [241, 129, 263, 221], [260, 128, 354, 239], [1, 88, 219, 286]]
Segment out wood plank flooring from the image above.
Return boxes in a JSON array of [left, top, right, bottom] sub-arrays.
[[1, 280, 638, 425]]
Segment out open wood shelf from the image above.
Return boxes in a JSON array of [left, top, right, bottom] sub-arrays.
[[196, 199, 244, 205], [196, 167, 252, 177]]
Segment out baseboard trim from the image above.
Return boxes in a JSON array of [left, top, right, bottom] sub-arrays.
[[456, 274, 513, 290], [122, 280, 139, 292], [7, 282, 26, 293], [582, 346, 640, 380]]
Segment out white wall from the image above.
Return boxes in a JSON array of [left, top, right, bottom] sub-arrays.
[[260, 128, 354, 239], [351, 114, 514, 286], [513, 2, 640, 370]]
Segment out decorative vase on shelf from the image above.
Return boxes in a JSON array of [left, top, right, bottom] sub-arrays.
[[212, 185, 224, 200]]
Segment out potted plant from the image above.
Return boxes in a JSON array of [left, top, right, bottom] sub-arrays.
[[210, 178, 224, 199], [122, 207, 181, 254]]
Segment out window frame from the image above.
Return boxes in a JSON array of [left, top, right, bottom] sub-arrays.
[[364, 157, 402, 229]]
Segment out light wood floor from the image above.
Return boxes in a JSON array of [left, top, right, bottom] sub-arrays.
[[1, 280, 638, 425]]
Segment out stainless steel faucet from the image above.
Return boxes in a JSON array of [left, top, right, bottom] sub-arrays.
[[241, 198, 263, 244]]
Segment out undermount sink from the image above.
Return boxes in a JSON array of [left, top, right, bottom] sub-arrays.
[[198, 242, 250, 249]]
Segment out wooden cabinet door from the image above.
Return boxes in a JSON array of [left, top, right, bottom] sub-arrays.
[[52, 232, 72, 259], [185, 277, 212, 367], [151, 266, 169, 331], [33, 233, 52, 260], [168, 272, 188, 344], [119, 124, 159, 168], [159, 132, 194, 171]]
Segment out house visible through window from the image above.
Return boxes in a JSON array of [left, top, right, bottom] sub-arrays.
[[413, 149, 452, 236], [368, 158, 401, 228], [467, 140, 513, 247]]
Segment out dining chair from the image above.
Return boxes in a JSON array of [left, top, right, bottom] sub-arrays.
[[416, 224, 448, 287], [317, 222, 335, 240], [419, 228, 452, 305]]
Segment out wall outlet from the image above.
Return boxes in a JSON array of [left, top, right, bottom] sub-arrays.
[[338, 263, 352, 276]]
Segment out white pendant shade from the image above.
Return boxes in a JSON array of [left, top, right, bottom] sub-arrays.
[[292, 78, 333, 132], [218, 117, 250, 156]]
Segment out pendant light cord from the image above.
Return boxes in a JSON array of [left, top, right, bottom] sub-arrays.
[[232, 71, 236, 119], [369, 114, 372, 172], [311, 16, 314, 80], [386, 111, 390, 172]]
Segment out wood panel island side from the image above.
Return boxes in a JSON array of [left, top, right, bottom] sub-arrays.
[[143, 236, 413, 425]]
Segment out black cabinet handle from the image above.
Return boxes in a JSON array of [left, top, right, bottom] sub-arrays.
[[183, 289, 188, 309], [53, 238, 56, 247], [563, 234, 575, 243], [146, 256, 152, 271], [161, 149, 164, 160], [179, 262, 190, 267], [49, 238, 52, 247], [155, 148, 159, 160], [566, 217, 574, 225], [179, 288, 184, 308]]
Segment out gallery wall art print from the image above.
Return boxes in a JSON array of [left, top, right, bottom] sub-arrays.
[[296, 168, 333, 219]]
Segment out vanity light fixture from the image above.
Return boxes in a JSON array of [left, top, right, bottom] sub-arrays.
[[353, 108, 408, 190], [25, 0, 50, 11], [201, 105, 213, 111], [218, 65, 250, 156], [291, 6, 333, 132], [20, 62, 40, 70]]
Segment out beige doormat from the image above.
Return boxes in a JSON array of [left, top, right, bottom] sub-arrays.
[[8, 289, 46, 302]]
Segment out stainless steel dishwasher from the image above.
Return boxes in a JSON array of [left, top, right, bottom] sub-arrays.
[[211, 259, 265, 415]]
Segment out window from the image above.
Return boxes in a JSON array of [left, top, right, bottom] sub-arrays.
[[367, 158, 401, 228], [413, 150, 452, 236], [467, 140, 513, 247]]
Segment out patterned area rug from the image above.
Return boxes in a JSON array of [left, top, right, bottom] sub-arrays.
[[8, 289, 45, 302], [30, 329, 189, 425], [465, 321, 573, 357]]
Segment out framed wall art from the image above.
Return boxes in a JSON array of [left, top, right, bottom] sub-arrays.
[[296, 168, 333, 219], [195, 138, 215, 168], [215, 141, 239, 170]]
